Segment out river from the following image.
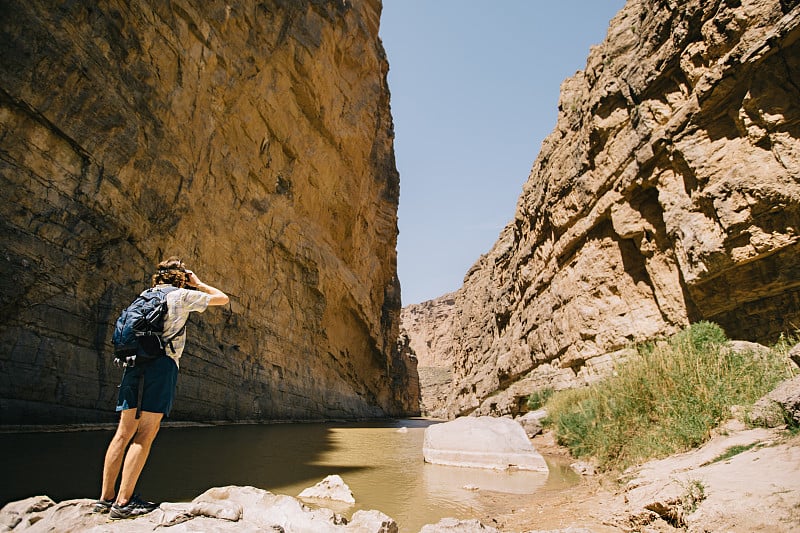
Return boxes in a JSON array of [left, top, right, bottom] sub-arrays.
[[0, 419, 579, 532]]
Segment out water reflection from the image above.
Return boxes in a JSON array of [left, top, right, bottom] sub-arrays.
[[0, 419, 577, 532], [423, 463, 548, 495]]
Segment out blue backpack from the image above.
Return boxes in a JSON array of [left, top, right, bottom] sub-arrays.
[[112, 286, 183, 367]]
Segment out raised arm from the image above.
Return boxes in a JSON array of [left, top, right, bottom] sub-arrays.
[[185, 271, 229, 306]]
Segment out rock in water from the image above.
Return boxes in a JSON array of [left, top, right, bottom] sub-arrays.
[[422, 416, 548, 471], [298, 474, 356, 504]]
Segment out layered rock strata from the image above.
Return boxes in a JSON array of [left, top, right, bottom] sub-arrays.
[[400, 294, 455, 418], [0, 0, 418, 423], [405, 0, 800, 418]]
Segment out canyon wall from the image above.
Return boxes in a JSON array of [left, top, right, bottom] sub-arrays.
[[405, 0, 800, 418], [400, 294, 455, 418], [0, 0, 420, 424]]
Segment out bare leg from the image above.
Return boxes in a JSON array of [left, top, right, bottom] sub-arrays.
[[100, 409, 140, 501], [115, 410, 163, 505]]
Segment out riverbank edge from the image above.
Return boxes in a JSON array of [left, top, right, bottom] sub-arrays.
[[0, 417, 444, 434], [486, 425, 800, 532]]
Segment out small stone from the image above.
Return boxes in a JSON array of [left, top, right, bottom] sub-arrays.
[[570, 461, 596, 476]]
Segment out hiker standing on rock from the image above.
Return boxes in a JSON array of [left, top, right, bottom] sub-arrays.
[[94, 257, 229, 519]]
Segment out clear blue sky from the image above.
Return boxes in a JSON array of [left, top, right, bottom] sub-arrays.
[[379, 1, 626, 305]]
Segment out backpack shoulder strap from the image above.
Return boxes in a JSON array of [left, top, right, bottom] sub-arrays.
[[152, 285, 180, 297]]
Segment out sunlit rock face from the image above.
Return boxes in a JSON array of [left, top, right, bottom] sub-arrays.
[[403, 0, 800, 418], [400, 294, 456, 419], [0, 0, 418, 423]]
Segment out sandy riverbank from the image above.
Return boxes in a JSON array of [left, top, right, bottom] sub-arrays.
[[474, 426, 800, 532]]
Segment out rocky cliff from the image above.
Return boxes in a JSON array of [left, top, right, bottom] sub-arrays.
[[400, 294, 455, 418], [0, 0, 420, 424], [405, 0, 800, 418]]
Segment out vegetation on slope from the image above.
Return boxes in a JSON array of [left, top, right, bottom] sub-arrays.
[[538, 322, 797, 471]]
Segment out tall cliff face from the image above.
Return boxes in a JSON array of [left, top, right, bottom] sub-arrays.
[[405, 0, 800, 418], [0, 0, 419, 424], [400, 294, 455, 418]]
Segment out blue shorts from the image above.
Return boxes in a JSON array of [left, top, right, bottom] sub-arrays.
[[116, 356, 179, 416]]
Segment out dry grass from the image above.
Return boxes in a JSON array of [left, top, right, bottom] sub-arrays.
[[542, 322, 796, 471]]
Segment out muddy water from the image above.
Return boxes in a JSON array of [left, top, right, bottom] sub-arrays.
[[0, 418, 578, 532]]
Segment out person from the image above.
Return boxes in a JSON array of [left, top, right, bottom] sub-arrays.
[[93, 257, 229, 519]]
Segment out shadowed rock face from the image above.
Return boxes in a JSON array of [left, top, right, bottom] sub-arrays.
[[400, 294, 456, 419], [0, 0, 419, 423], [404, 0, 800, 418]]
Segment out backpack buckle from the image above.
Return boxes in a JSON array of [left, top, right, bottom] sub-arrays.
[[113, 355, 137, 368]]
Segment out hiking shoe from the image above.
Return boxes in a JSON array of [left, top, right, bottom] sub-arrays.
[[108, 494, 158, 520], [92, 498, 114, 513]]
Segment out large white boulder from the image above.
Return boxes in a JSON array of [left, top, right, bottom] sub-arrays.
[[423, 416, 548, 471]]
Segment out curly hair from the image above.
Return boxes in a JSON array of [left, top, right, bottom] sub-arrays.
[[151, 256, 189, 288]]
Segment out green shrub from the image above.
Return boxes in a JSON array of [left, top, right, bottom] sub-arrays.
[[705, 442, 759, 465], [676, 478, 706, 524], [542, 321, 796, 471], [526, 387, 554, 410]]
